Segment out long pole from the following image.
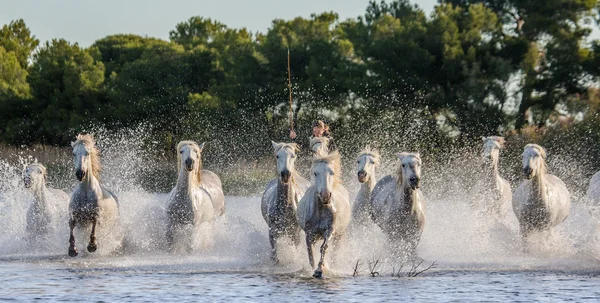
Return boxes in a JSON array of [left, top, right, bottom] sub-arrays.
[[287, 49, 294, 134]]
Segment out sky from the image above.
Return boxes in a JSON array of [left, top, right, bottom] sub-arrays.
[[1, 0, 438, 47]]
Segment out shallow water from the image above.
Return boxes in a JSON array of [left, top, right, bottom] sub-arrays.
[[1, 191, 600, 302]]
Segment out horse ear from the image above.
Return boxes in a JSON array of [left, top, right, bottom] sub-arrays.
[[71, 140, 76, 147], [414, 152, 421, 159], [397, 152, 408, 160], [271, 141, 279, 151], [198, 142, 205, 151], [481, 136, 487, 143]]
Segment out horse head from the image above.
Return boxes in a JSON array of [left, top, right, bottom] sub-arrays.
[[522, 144, 547, 180], [357, 146, 380, 183], [177, 141, 204, 180], [272, 141, 299, 184], [397, 152, 422, 190], [23, 163, 47, 190], [312, 151, 341, 204], [481, 136, 505, 166], [71, 134, 100, 182]]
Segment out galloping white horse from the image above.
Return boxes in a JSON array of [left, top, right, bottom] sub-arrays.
[[165, 141, 225, 251], [23, 163, 69, 242], [261, 142, 310, 262], [371, 152, 425, 258], [68, 134, 120, 257], [513, 144, 570, 248], [297, 150, 350, 278], [478, 136, 512, 219], [309, 137, 330, 154], [351, 146, 380, 226]]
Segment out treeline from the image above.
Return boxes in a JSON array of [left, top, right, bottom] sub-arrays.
[[1, 0, 600, 158]]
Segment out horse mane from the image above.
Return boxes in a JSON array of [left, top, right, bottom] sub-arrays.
[[482, 136, 506, 148], [273, 142, 300, 154], [72, 134, 101, 180], [396, 152, 421, 186], [312, 150, 342, 187], [177, 140, 203, 183], [310, 136, 330, 152], [358, 146, 380, 165], [524, 143, 548, 175]]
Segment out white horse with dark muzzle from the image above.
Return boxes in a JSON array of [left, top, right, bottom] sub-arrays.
[[477, 136, 512, 220], [23, 163, 69, 244], [371, 152, 425, 259], [513, 144, 570, 249], [68, 134, 120, 257], [297, 150, 350, 278], [351, 147, 380, 226], [165, 141, 225, 251], [261, 142, 310, 263]]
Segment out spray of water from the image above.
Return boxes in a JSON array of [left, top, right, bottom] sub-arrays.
[[1, 123, 599, 275]]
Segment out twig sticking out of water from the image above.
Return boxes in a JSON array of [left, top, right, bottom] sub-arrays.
[[352, 260, 364, 277], [406, 260, 436, 277], [391, 264, 404, 277], [367, 255, 383, 277]]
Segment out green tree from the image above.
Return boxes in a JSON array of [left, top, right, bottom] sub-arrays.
[[0, 46, 30, 99], [0, 19, 39, 68], [28, 39, 106, 144], [445, 0, 599, 128]]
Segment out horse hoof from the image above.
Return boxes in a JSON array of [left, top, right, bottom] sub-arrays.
[[312, 270, 323, 279], [87, 242, 97, 253], [68, 247, 78, 257]]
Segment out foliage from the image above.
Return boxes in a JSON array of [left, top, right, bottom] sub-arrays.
[[0, 1, 600, 154]]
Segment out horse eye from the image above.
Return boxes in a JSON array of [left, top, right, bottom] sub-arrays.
[[291, 154, 296, 158], [276, 155, 279, 159], [402, 164, 406, 168], [314, 172, 317, 176], [370, 160, 375, 164], [180, 150, 184, 154]]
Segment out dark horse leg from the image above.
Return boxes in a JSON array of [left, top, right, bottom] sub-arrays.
[[269, 229, 278, 264], [87, 218, 98, 253], [68, 218, 78, 257], [166, 224, 175, 251]]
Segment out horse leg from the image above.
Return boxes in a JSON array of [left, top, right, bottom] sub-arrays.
[[165, 223, 175, 251], [305, 233, 315, 270], [520, 223, 530, 253], [68, 218, 78, 257], [269, 229, 278, 264], [87, 218, 98, 253], [313, 229, 333, 279]]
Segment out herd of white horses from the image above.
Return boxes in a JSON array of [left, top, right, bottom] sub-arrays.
[[14, 134, 600, 278]]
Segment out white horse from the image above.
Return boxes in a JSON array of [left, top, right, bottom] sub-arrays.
[[23, 163, 69, 243], [309, 137, 330, 155], [165, 140, 225, 251], [68, 134, 120, 257], [477, 136, 512, 219], [371, 152, 425, 258], [351, 146, 380, 226], [586, 171, 600, 219], [513, 144, 570, 248], [261, 142, 310, 262], [297, 150, 350, 278]]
